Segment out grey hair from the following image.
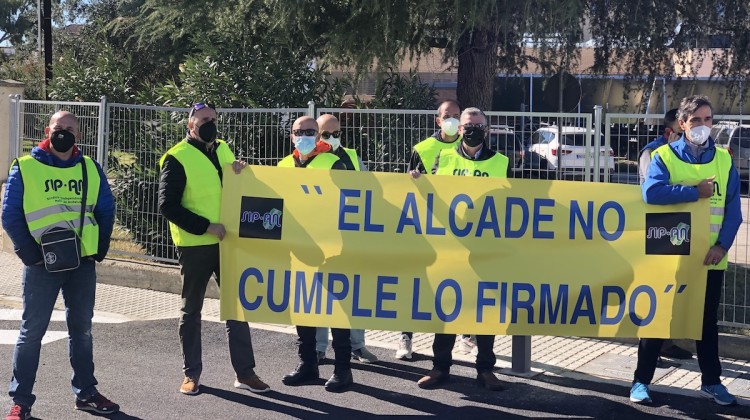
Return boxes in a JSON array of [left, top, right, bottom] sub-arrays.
[[460, 107, 487, 124]]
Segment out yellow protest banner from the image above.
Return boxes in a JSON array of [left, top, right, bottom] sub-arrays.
[[219, 166, 709, 339]]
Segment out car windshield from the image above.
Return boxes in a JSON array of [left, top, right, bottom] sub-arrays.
[[490, 133, 516, 150], [733, 127, 750, 149], [560, 133, 605, 147]]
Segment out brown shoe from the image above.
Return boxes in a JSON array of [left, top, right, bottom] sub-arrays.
[[234, 374, 271, 393], [417, 369, 449, 389], [180, 376, 200, 395], [477, 371, 504, 391]]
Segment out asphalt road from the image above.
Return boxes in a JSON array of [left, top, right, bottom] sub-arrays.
[[1, 318, 749, 420]]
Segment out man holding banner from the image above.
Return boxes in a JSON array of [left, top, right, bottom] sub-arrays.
[[398, 99, 463, 360], [412, 107, 508, 391], [159, 103, 269, 396], [278, 116, 354, 392], [632, 95, 742, 406]]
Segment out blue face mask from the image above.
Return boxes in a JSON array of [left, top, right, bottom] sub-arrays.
[[294, 136, 316, 155]]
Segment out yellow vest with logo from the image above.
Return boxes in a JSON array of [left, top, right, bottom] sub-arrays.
[[413, 135, 461, 171], [16, 155, 101, 257], [434, 148, 509, 178], [343, 147, 361, 171], [655, 144, 731, 269], [159, 139, 235, 246], [278, 153, 340, 169]]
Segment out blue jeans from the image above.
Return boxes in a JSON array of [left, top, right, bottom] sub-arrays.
[[316, 327, 365, 352], [9, 261, 98, 407]]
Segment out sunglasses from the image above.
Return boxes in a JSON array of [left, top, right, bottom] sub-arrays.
[[321, 131, 341, 140], [292, 129, 317, 136], [188, 102, 216, 118], [462, 123, 486, 130]]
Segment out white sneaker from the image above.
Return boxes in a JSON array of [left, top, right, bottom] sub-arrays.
[[458, 335, 478, 355], [395, 334, 413, 360], [352, 347, 379, 363]]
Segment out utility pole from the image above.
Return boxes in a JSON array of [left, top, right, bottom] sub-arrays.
[[42, 0, 52, 99]]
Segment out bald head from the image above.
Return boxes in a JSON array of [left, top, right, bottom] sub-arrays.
[[317, 114, 340, 133], [48, 111, 79, 135]]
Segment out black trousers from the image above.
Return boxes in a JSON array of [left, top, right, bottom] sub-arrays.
[[178, 244, 256, 379], [297, 326, 351, 373], [634, 269, 724, 386], [432, 333, 496, 373]]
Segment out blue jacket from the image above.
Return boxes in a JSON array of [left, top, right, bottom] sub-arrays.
[[640, 136, 667, 155], [1, 146, 115, 266], [642, 135, 742, 250]]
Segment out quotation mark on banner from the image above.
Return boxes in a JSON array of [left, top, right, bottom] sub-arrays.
[[301, 185, 323, 195], [663, 285, 688, 294]]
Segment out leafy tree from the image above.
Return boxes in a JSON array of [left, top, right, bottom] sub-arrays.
[[0, 0, 36, 46]]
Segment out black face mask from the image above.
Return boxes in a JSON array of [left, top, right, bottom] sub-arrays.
[[196, 121, 218, 143], [463, 128, 485, 148], [50, 129, 76, 153]]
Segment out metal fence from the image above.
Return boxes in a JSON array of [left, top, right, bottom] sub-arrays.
[[5, 96, 749, 328]]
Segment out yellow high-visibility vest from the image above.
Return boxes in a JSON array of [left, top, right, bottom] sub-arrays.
[[656, 144, 731, 269], [17, 155, 100, 257], [159, 139, 235, 246]]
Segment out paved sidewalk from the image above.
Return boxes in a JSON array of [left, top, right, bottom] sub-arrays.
[[1, 250, 749, 405]]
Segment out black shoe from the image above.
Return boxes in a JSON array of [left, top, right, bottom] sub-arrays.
[[660, 344, 693, 360], [282, 362, 319, 385], [324, 369, 353, 392]]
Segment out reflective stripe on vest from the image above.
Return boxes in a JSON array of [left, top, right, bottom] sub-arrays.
[[413, 136, 461, 171], [159, 139, 236, 247], [434, 148, 509, 178], [343, 147, 361, 171], [277, 153, 340, 169], [655, 144, 731, 269], [17, 155, 101, 257]]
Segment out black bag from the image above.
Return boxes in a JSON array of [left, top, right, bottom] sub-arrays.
[[40, 227, 81, 272], [40, 160, 88, 273]]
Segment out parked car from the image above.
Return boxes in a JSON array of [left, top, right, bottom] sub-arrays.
[[710, 121, 750, 183], [488, 124, 524, 170], [525, 126, 615, 180]]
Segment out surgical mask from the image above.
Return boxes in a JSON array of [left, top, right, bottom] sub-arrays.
[[50, 129, 76, 153], [294, 136, 316, 155], [463, 128, 485, 147], [197, 121, 218, 143], [322, 136, 341, 150], [441, 118, 459, 136], [688, 125, 711, 145]]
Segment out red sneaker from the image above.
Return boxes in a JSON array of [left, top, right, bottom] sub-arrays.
[[5, 403, 31, 420]]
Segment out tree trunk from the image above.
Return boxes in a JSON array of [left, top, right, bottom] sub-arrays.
[[456, 28, 498, 111]]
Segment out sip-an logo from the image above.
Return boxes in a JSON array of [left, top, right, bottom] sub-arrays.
[[645, 212, 691, 255], [44, 179, 83, 195], [238, 196, 283, 240]]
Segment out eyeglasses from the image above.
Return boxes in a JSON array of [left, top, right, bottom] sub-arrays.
[[292, 129, 317, 136], [321, 131, 341, 139], [188, 102, 216, 118], [462, 123, 486, 130]]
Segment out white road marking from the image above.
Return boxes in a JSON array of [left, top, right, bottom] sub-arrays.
[[0, 308, 131, 345]]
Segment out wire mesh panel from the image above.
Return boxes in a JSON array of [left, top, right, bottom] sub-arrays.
[[604, 113, 664, 186], [106, 104, 307, 263], [317, 108, 437, 173], [16, 99, 102, 160], [217, 108, 307, 166]]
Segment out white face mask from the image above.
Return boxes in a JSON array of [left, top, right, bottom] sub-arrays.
[[441, 118, 459, 136], [688, 125, 711, 145], [323, 136, 341, 150]]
